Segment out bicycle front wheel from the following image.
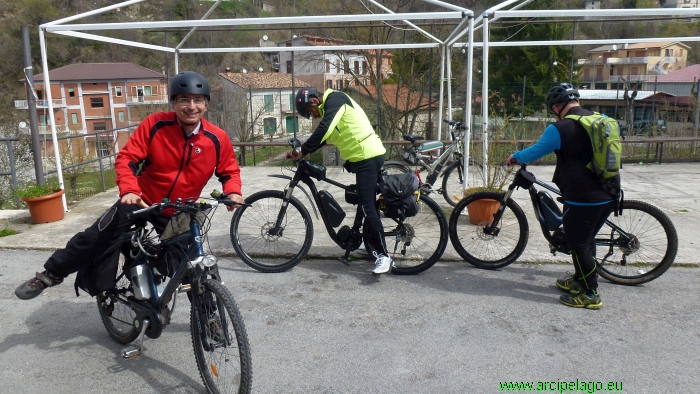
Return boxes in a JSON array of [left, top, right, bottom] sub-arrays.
[[441, 160, 465, 207], [191, 279, 252, 394], [230, 190, 313, 273], [596, 199, 678, 285], [449, 192, 529, 269], [365, 195, 448, 275], [97, 251, 139, 344]]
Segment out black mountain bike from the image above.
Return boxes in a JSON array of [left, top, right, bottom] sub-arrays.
[[95, 194, 252, 394], [383, 119, 467, 207], [448, 164, 678, 285], [229, 138, 448, 275]]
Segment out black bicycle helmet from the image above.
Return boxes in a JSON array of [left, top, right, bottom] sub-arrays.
[[295, 88, 320, 118], [169, 71, 210, 102], [546, 83, 580, 115]]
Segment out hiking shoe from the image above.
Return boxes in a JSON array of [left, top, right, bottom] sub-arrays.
[[559, 292, 602, 310], [372, 253, 394, 276], [555, 273, 584, 295], [15, 270, 63, 300]]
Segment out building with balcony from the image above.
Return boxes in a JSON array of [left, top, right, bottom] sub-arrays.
[[267, 35, 393, 93], [661, 0, 700, 7], [217, 71, 312, 140], [16, 62, 168, 144], [578, 42, 690, 90]]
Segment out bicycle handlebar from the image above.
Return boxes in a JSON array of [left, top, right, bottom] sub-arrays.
[[443, 119, 467, 130], [127, 191, 248, 219]]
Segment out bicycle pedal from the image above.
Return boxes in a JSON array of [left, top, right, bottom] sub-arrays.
[[121, 345, 142, 359]]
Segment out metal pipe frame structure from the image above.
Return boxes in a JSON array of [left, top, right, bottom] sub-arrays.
[[38, 0, 475, 210], [449, 4, 700, 189]]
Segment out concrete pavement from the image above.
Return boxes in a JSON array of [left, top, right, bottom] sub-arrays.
[[0, 162, 698, 265]]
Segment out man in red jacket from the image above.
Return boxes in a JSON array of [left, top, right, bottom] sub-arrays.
[[15, 71, 244, 300]]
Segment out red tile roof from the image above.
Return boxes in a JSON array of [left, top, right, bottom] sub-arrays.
[[347, 85, 439, 112], [655, 64, 700, 83], [218, 72, 310, 89], [35, 62, 165, 81]]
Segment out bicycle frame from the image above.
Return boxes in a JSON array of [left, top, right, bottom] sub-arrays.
[[408, 129, 464, 187], [485, 165, 634, 259]]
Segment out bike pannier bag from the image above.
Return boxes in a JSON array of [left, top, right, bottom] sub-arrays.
[[536, 190, 563, 231], [74, 244, 123, 297], [379, 172, 420, 219], [565, 112, 622, 179], [318, 190, 346, 227]]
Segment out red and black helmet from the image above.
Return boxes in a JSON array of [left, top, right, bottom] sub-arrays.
[[295, 88, 320, 118]]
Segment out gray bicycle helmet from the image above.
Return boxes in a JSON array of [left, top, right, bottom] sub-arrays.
[[295, 88, 320, 118], [546, 83, 579, 115], [169, 71, 210, 102]]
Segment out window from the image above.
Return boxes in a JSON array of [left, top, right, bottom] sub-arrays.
[[336, 80, 343, 89], [93, 122, 107, 131], [680, 49, 684, 56], [336, 60, 341, 74], [68, 88, 75, 98], [263, 117, 277, 134], [617, 67, 624, 76], [289, 94, 294, 111], [631, 67, 638, 75], [343, 60, 349, 73], [39, 114, 50, 126], [91, 97, 104, 108], [96, 141, 110, 158], [115, 86, 122, 97], [363, 61, 368, 75], [37, 89, 43, 100], [326, 79, 333, 89], [326, 60, 331, 73], [118, 111, 125, 122], [286, 60, 293, 74], [71, 113, 78, 124], [144, 86, 152, 96], [354, 61, 360, 74], [264, 95, 274, 112]]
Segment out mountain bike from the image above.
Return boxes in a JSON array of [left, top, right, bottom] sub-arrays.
[[383, 119, 467, 207], [228, 138, 448, 275], [95, 194, 252, 394], [448, 163, 678, 285]]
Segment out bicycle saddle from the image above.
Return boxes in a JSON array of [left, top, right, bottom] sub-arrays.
[[402, 134, 425, 144]]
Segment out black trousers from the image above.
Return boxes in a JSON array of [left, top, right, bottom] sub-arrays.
[[561, 201, 616, 293], [44, 201, 156, 278], [347, 155, 388, 256]]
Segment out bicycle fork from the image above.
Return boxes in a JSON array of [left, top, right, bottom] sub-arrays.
[[483, 189, 515, 235]]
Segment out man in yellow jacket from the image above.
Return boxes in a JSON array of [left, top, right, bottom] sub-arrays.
[[287, 88, 392, 275]]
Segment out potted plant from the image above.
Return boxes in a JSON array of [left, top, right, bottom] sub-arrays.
[[14, 180, 65, 224], [462, 110, 517, 225]]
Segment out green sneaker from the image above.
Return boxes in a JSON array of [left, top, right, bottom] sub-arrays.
[[555, 273, 584, 295], [559, 292, 602, 310]]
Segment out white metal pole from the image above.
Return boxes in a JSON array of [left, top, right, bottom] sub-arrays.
[[481, 14, 489, 185], [39, 27, 67, 211], [436, 46, 446, 140], [174, 52, 179, 74], [446, 47, 453, 137], [463, 16, 474, 192]]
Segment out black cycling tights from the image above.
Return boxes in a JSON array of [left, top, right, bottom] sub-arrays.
[[348, 155, 388, 256], [562, 201, 616, 293]]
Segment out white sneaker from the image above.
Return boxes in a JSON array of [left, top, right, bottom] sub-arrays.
[[372, 253, 394, 275]]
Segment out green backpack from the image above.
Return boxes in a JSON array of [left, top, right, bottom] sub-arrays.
[[565, 112, 622, 179]]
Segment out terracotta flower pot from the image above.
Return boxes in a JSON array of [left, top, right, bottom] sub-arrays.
[[466, 197, 499, 225], [21, 189, 65, 224]]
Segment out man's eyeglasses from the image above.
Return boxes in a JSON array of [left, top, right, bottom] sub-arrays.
[[176, 97, 207, 106]]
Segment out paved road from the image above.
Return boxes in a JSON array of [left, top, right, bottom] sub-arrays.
[[2, 248, 700, 393]]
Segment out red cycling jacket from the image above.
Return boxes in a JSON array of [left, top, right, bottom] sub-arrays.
[[115, 112, 242, 206]]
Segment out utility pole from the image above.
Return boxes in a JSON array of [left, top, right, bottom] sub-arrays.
[[22, 25, 44, 186]]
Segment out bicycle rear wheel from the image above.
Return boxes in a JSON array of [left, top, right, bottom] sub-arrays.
[[596, 199, 678, 285], [230, 190, 313, 273], [97, 251, 139, 344], [191, 279, 252, 394], [383, 160, 411, 175], [441, 160, 464, 207], [364, 195, 448, 275], [449, 191, 529, 269]]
